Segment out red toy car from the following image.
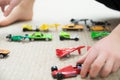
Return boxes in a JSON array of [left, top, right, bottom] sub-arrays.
[[51, 64, 82, 80], [56, 46, 85, 58]]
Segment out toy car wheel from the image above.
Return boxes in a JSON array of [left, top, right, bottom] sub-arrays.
[[51, 66, 58, 71], [97, 37, 102, 40], [56, 72, 64, 80], [35, 28, 40, 32], [65, 54, 71, 58], [6, 34, 12, 39], [79, 29, 83, 31], [60, 37, 64, 40], [0, 54, 4, 58], [74, 38, 79, 41], [62, 28, 67, 31], [23, 28, 29, 32], [76, 63, 82, 69], [29, 38, 34, 41], [46, 38, 49, 41]]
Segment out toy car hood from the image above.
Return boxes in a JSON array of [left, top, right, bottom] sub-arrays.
[[0, 49, 10, 54]]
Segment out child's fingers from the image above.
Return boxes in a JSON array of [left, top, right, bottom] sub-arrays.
[[1, 6, 5, 12], [80, 48, 98, 78], [112, 61, 120, 73], [89, 52, 107, 78], [77, 53, 88, 64], [100, 58, 114, 77], [4, 3, 15, 16]]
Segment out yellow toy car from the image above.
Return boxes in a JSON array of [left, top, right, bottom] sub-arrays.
[[22, 24, 33, 32], [62, 24, 84, 31], [62, 19, 88, 31], [39, 24, 60, 31], [0, 49, 10, 58], [22, 24, 60, 32]]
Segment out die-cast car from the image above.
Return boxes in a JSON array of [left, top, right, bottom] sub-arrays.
[[91, 31, 110, 39], [51, 64, 82, 80], [6, 34, 28, 41], [59, 31, 79, 41], [0, 49, 10, 58], [56, 46, 85, 58], [62, 19, 88, 31], [27, 32, 52, 41], [22, 24, 60, 32], [87, 20, 111, 31], [22, 24, 33, 32]]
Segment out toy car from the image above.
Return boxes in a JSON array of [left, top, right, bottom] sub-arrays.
[[59, 31, 79, 41], [87, 20, 111, 31], [62, 19, 88, 31], [56, 46, 85, 58], [91, 31, 110, 39], [27, 32, 52, 41], [51, 64, 82, 80], [0, 49, 10, 58], [22, 24, 60, 32], [22, 24, 33, 32], [38, 24, 60, 31], [6, 34, 28, 41]]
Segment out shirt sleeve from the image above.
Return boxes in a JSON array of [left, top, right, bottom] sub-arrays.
[[96, 0, 120, 11]]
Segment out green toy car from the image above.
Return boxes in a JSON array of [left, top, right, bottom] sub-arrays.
[[59, 31, 79, 41], [27, 32, 52, 41], [6, 34, 28, 41], [91, 31, 110, 39]]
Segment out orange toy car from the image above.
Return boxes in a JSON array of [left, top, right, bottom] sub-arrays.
[[87, 20, 111, 31], [62, 19, 88, 31], [0, 49, 10, 58]]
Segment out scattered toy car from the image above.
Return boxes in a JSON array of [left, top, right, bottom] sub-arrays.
[[59, 31, 79, 41], [22, 24, 33, 32], [56, 46, 85, 58], [87, 20, 111, 31], [38, 24, 60, 31], [22, 24, 60, 32], [0, 49, 10, 58], [91, 31, 110, 40], [27, 32, 52, 41], [51, 64, 82, 80], [6, 34, 28, 41], [62, 19, 88, 31]]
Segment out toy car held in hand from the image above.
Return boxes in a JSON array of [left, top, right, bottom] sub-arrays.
[[51, 64, 82, 80], [59, 31, 79, 41], [27, 32, 52, 41], [0, 49, 10, 58], [56, 46, 85, 58]]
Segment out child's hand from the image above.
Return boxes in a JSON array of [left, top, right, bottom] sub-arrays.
[[0, 0, 22, 16], [77, 24, 120, 78]]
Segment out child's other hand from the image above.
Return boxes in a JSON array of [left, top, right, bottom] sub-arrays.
[[0, 0, 22, 16], [78, 24, 120, 78]]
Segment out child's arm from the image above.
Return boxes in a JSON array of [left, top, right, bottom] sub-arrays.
[[78, 24, 120, 78]]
